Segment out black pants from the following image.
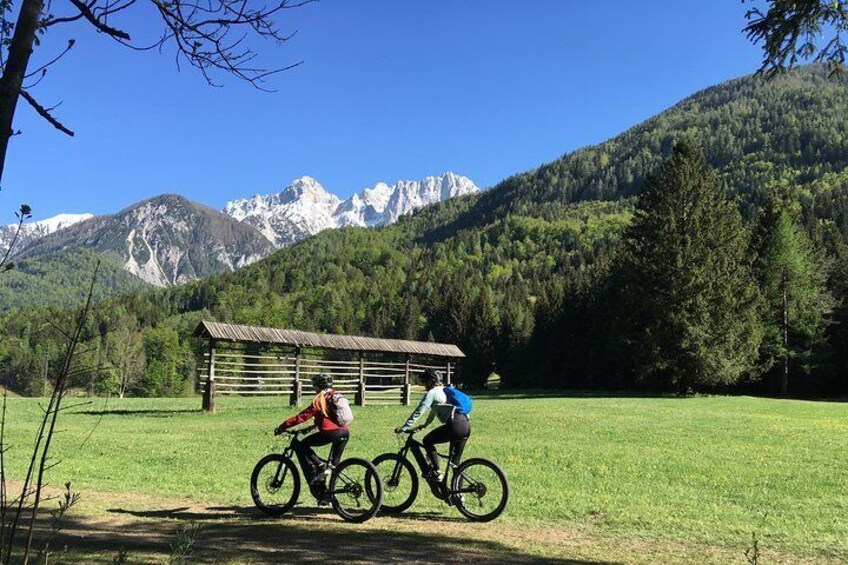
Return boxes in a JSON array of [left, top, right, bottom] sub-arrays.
[[294, 428, 349, 480], [422, 414, 470, 472]]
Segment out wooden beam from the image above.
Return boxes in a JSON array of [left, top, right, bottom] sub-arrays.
[[357, 352, 366, 406], [203, 340, 217, 413], [446, 361, 452, 386], [403, 355, 411, 406], [291, 347, 302, 407]]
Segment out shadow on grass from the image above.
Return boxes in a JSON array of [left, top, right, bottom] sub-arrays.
[[74, 408, 202, 416], [29, 503, 616, 564]]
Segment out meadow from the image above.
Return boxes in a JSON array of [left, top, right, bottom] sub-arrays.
[[3, 392, 847, 563]]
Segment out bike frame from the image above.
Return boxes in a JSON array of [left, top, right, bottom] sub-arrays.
[[392, 432, 472, 500], [275, 428, 344, 498]]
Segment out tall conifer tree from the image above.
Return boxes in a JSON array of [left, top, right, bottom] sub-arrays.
[[622, 140, 763, 392], [753, 192, 832, 396]]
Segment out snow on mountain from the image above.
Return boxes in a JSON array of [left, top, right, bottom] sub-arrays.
[[381, 172, 479, 225], [0, 212, 93, 255], [224, 176, 342, 247], [334, 182, 393, 228], [7, 172, 478, 287], [225, 172, 480, 247]]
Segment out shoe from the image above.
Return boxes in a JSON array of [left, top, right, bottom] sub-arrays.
[[309, 465, 332, 485], [423, 469, 444, 482], [317, 495, 333, 507]]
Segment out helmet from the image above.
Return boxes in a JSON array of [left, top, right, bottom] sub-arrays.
[[422, 369, 442, 387], [311, 372, 333, 389]]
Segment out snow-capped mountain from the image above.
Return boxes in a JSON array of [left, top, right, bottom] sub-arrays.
[[225, 172, 480, 247], [8, 172, 478, 288], [225, 177, 342, 248], [334, 182, 393, 228], [0, 213, 93, 256], [18, 195, 274, 287]]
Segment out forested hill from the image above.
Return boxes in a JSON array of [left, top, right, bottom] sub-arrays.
[[0, 249, 151, 311], [426, 65, 848, 237], [3, 66, 848, 396]]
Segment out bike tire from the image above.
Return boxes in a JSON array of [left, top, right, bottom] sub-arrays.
[[371, 453, 418, 513], [250, 454, 301, 516], [451, 457, 509, 522], [329, 457, 383, 523]]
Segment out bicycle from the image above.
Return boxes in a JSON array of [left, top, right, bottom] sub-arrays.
[[370, 428, 509, 522], [250, 427, 383, 523]]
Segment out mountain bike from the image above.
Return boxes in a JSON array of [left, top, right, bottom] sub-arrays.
[[250, 428, 383, 523], [370, 428, 508, 522]]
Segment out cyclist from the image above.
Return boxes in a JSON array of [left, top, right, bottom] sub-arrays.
[[394, 368, 470, 481], [274, 373, 349, 498]]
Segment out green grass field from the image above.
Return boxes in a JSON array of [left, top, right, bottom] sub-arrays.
[[3, 392, 847, 563]]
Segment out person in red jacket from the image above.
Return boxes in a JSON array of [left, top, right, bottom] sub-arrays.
[[274, 373, 349, 496]]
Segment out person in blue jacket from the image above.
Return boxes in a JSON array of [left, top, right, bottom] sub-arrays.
[[394, 368, 470, 481]]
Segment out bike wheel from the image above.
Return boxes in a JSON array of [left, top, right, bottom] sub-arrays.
[[250, 454, 300, 516], [371, 453, 418, 513], [451, 458, 509, 522], [329, 457, 383, 523]]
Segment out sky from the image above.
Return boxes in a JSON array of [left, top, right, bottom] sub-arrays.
[[4, 1, 766, 220]]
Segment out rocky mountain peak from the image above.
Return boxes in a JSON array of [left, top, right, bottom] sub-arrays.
[[225, 172, 480, 246]]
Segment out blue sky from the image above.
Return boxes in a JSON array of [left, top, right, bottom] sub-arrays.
[[5, 1, 765, 220]]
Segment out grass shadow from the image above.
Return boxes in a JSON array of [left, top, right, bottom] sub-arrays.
[[74, 408, 202, 416], [109, 504, 327, 521], [42, 507, 615, 564]]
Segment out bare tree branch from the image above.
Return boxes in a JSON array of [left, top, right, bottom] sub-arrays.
[[18, 90, 74, 136], [23, 39, 75, 79], [66, 0, 131, 39], [2, 262, 100, 565], [0, 203, 32, 272]]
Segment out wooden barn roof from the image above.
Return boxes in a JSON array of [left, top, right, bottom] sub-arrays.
[[193, 321, 465, 359]]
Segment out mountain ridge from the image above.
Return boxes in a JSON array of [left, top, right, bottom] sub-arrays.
[[16, 193, 275, 287], [3, 173, 480, 289], [0, 212, 93, 256], [223, 172, 480, 247]]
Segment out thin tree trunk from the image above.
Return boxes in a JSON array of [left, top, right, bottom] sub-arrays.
[[0, 0, 44, 186], [119, 366, 127, 398], [781, 272, 789, 397]]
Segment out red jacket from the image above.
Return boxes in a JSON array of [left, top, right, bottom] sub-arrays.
[[281, 389, 346, 432]]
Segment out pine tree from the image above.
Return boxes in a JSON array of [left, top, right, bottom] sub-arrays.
[[621, 140, 763, 392], [753, 192, 832, 396]]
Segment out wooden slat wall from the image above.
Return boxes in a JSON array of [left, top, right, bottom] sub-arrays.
[[198, 347, 447, 406]]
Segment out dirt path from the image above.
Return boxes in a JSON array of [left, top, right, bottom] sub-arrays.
[[9, 485, 833, 565]]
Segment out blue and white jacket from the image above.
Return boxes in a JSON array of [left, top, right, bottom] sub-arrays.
[[401, 386, 455, 431]]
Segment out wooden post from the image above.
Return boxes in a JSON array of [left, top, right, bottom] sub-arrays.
[[203, 340, 216, 413], [446, 361, 452, 386], [291, 347, 302, 407], [403, 355, 411, 405], [357, 352, 366, 406]]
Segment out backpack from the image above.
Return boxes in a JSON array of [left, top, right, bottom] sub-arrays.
[[327, 391, 354, 426], [443, 385, 473, 415]]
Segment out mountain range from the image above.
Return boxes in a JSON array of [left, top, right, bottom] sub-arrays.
[[0, 172, 479, 296], [224, 172, 479, 247]]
